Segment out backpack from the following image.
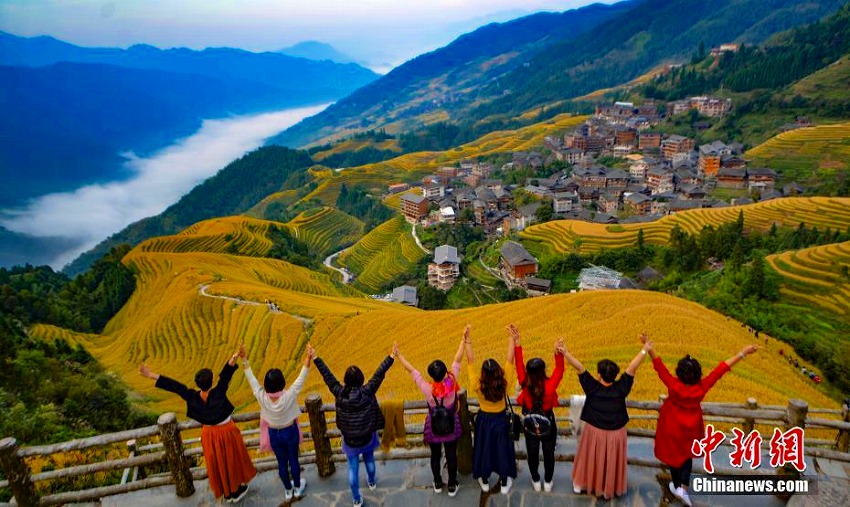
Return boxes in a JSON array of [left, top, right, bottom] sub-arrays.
[[430, 395, 455, 436], [522, 395, 552, 437]]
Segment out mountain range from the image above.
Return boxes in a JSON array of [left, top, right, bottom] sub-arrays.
[[277, 41, 357, 64], [0, 32, 378, 207], [271, 0, 846, 149]]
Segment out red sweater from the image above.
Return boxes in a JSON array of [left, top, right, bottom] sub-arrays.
[[515, 345, 565, 412], [653, 357, 731, 467]]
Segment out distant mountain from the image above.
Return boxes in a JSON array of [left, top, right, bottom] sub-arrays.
[[272, 0, 844, 149], [0, 32, 377, 207], [278, 41, 356, 64], [270, 0, 639, 148]]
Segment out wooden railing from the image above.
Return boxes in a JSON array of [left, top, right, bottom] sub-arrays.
[[1, 393, 848, 506]]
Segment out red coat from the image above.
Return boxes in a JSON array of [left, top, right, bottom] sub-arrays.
[[515, 346, 565, 412], [653, 357, 730, 467]]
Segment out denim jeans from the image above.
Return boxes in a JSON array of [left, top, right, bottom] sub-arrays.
[[268, 425, 300, 490], [347, 449, 376, 502]]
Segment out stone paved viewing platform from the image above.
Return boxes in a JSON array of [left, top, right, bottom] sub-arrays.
[[92, 439, 850, 507]]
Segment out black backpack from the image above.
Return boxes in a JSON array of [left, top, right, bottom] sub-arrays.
[[430, 396, 455, 436], [522, 396, 552, 437]]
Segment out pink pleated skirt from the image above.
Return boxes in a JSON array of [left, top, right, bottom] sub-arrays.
[[571, 423, 628, 499]]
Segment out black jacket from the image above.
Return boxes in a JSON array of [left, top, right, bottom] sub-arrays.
[[315, 355, 394, 447], [155, 361, 237, 425]]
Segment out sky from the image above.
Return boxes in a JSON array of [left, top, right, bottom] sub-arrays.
[[0, 104, 327, 268], [0, 0, 609, 70]]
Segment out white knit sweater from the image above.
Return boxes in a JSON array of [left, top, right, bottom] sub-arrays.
[[243, 363, 308, 428]]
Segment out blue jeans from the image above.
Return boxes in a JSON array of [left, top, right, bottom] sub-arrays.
[[268, 425, 300, 490], [347, 450, 376, 502]]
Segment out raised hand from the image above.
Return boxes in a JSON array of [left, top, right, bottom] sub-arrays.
[[555, 337, 566, 355], [742, 344, 760, 356], [643, 339, 654, 352], [639, 332, 649, 345], [392, 341, 400, 358], [507, 323, 520, 344], [463, 324, 472, 343], [304, 343, 315, 367], [238, 342, 247, 359], [139, 363, 158, 380]]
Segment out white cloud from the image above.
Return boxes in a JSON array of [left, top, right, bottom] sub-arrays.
[[0, 104, 328, 268]]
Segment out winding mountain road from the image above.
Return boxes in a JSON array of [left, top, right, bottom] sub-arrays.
[[323, 249, 353, 283]]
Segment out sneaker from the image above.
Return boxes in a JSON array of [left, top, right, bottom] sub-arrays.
[[368, 481, 377, 491], [680, 489, 693, 507], [500, 477, 513, 495], [224, 494, 233, 503], [532, 480, 542, 492], [433, 481, 444, 493], [353, 497, 364, 507], [284, 488, 293, 501], [448, 483, 459, 497], [295, 478, 307, 497], [573, 484, 583, 494], [230, 484, 249, 503], [669, 482, 682, 499], [544, 481, 553, 493], [478, 478, 489, 492]]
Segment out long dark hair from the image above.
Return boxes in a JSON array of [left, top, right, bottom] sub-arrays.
[[341, 365, 365, 398], [676, 355, 703, 385], [523, 357, 548, 401], [480, 358, 507, 402]]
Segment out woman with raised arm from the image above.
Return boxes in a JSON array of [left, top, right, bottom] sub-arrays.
[[313, 345, 395, 507], [512, 325, 565, 492], [138, 344, 256, 503], [241, 343, 314, 501], [394, 330, 466, 497], [565, 334, 653, 500], [465, 324, 518, 495], [649, 340, 760, 507]]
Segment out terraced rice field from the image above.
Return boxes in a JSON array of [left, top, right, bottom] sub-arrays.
[[337, 216, 426, 293], [746, 123, 850, 177], [33, 272, 838, 416], [245, 190, 300, 219], [285, 207, 365, 256], [137, 216, 276, 257], [311, 138, 402, 162], [300, 115, 589, 206], [766, 241, 850, 323], [521, 197, 850, 256]]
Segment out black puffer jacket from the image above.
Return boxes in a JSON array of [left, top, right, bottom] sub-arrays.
[[315, 355, 394, 447]]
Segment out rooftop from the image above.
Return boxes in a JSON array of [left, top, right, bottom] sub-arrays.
[[501, 240, 538, 267], [433, 245, 460, 265]]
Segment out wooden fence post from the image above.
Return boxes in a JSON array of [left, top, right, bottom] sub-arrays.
[[0, 437, 39, 507], [782, 399, 808, 479], [785, 399, 808, 431], [306, 393, 335, 477], [743, 398, 757, 434], [157, 413, 195, 498], [456, 389, 473, 475], [836, 403, 849, 453]]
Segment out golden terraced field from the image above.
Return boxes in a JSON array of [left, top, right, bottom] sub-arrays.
[[33, 258, 838, 417], [300, 114, 589, 206], [285, 207, 365, 256], [338, 216, 426, 293], [766, 240, 850, 322], [746, 122, 850, 175], [137, 216, 276, 257], [521, 197, 850, 256]]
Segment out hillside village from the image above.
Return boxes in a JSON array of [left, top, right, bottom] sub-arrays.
[[384, 84, 808, 303]]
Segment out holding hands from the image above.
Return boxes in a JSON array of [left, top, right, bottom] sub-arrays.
[[555, 337, 566, 356], [303, 343, 315, 367]]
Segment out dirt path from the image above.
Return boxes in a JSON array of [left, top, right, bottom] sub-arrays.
[[198, 284, 313, 327]]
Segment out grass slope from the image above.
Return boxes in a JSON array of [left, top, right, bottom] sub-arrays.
[[521, 197, 850, 256], [338, 216, 426, 293], [136, 216, 276, 257]]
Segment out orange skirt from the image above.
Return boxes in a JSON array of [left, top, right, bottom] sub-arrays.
[[201, 420, 257, 498], [571, 423, 628, 499]]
